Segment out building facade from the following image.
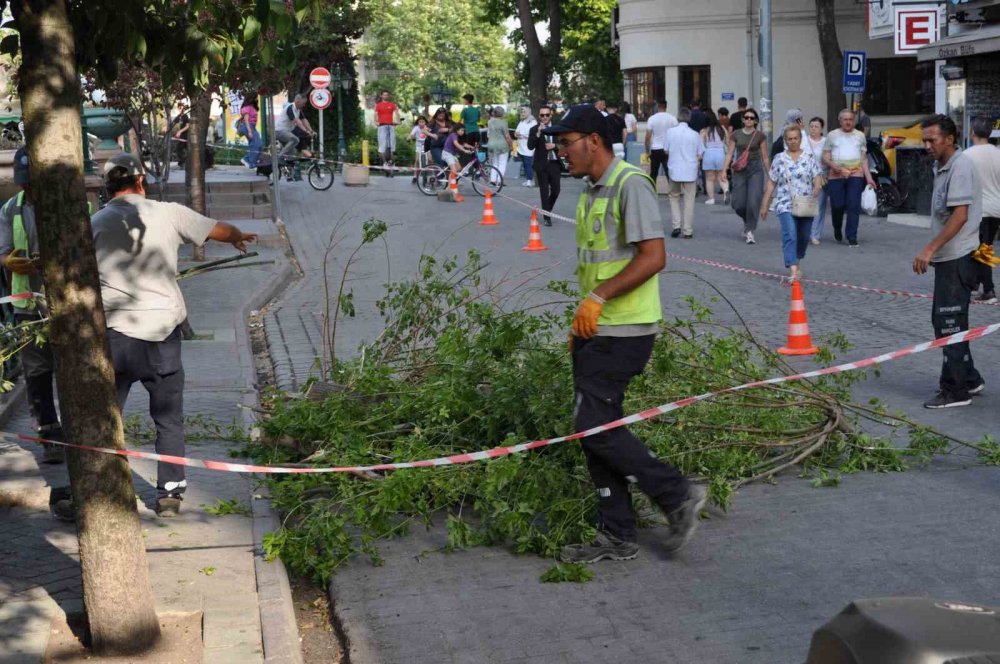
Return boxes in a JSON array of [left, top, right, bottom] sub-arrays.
[[616, 0, 928, 135], [915, 0, 1000, 142]]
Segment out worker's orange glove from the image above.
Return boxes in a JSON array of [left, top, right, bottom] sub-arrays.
[[571, 293, 605, 339], [3, 249, 37, 275]]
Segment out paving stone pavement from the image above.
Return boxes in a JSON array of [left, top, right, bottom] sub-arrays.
[[0, 218, 296, 663], [265, 169, 1000, 663]]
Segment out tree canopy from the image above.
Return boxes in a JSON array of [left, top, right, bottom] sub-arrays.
[[358, 0, 517, 112]]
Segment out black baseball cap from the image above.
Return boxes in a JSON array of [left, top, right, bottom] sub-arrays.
[[541, 104, 610, 141], [102, 153, 144, 181]]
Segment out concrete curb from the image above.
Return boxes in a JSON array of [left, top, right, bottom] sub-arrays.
[[0, 378, 27, 428], [235, 221, 303, 664], [328, 581, 381, 664]]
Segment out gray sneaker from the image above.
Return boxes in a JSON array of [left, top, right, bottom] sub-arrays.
[[560, 530, 639, 564], [663, 484, 708, 553], [155, 494, 183, 517]]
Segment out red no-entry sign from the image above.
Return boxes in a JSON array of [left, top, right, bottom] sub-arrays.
[[309, 67, 331, 89]]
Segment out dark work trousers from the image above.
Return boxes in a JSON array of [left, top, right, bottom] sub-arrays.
[[827, 176, 865, 243], [534, 160, 562, 223], [107, 326, 186, 498], [649, 149, 667, 182], [572, 335, 690, 542], [977, 216, 999, 293], [932, 254, 982, 398], [14, 311, 59, 432]]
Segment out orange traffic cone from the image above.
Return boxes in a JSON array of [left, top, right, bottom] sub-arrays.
[[479, 190, 498, 226], [449, 171, 464, 203], [522, 209, 549, 252], [777, 280, 818, 356]]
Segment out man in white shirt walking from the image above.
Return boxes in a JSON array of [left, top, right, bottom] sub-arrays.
[[966, 117, 1000, 303], [643, 101, 678, 183], [663, 108, 704, 238]]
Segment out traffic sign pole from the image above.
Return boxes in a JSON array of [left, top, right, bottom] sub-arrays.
[[319, 107, 324, 160]]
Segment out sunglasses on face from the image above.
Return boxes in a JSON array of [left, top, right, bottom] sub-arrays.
[[744, 115, 757, 120], [539, 113, 551, 118]]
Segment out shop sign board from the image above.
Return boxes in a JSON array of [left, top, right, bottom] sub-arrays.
[[895, 6, 939, 55]]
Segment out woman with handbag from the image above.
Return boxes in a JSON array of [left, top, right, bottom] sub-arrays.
[[721, 108, 769, 244], [759, 125, 824, 282]]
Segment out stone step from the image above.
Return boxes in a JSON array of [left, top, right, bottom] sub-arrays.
[[158, 191, 271, 206], [148, 179, 270, 195]]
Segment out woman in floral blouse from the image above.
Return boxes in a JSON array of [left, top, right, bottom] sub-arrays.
[[760, 125, 824, 282]]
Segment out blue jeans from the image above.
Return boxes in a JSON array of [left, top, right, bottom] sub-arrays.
[[828, 176, 865, 242], [245, 126, 262, 167], [809, 185, 829, 241], [521, 154, 533, 180], [778, 211, 812, 268]]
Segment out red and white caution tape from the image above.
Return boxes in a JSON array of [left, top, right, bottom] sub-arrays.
[[0, 292, 45, 306], [6, 321, 999, 474], [487, 191, 999, 308]]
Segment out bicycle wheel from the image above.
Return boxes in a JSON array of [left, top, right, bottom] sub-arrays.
[[471, 164, 504, 196], [417, 165, 447, 196], [308, 161, 335, 191]]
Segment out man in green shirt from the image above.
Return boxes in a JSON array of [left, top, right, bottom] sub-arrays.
[[459, 93, 481, 148]]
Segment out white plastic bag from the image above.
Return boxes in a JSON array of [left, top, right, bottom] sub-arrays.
[[861, 185, 878, 216]]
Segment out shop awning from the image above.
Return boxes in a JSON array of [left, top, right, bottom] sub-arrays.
[[917, 23, 1000, 62]]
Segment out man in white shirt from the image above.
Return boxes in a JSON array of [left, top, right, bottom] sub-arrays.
[[274, 93, 314, 159], [663, 108, 704, 238], [643, 101, 678, 183], [966, 117, 1000, 303], [91, 154, 257, 515]]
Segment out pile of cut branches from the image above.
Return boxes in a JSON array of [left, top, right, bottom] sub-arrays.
[[242, 229, 999, 585]]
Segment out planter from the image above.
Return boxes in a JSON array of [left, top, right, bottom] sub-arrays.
[[343, 164, 370, 186], [83, 107, 128, 150]]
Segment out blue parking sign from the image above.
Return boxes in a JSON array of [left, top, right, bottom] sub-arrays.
[[843, 51, 866, 94]]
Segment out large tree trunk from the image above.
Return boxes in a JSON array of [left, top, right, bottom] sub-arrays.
[[13, 0, 161, 654], [517, 0, 547, 113], [547, 0, 562, 71], [186, 89, 212, 261], [815, 0, 845, 128]]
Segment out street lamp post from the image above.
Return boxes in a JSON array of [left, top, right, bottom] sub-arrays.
[[331, 65, 351, 164], [430, 80, 453, 113]]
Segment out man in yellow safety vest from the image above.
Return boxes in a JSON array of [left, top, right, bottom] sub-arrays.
[[542, 105, 707, 563], [0, 147, 64, 463]]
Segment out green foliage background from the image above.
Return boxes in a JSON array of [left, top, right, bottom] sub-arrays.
[[357, 0, 518, 110]]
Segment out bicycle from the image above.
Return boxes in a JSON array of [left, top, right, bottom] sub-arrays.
[[277, 135, 335, 191], [415, 151, 504, 197]]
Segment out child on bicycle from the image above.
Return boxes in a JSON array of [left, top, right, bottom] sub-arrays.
[[409, 116, 431, 183], [442, 125, 475, 178]]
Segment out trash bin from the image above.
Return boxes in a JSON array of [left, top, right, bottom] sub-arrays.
[[894, 146, 934, 215]]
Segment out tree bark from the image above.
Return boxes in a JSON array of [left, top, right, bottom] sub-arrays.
[[186, 89, 211, 261], [12, 0, 160, 654], [516, 0, 547, 113], [547, 0, 561, 71], [815, 0, 845, 128]]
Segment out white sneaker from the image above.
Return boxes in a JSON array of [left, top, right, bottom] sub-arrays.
[[746, 231, 755, 244], [522, 180, 534, 187], [704, 198, 715, 205]]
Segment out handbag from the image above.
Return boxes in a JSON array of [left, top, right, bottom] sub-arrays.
[[732, 130, 757, 172], [792, 195, 819, 217]]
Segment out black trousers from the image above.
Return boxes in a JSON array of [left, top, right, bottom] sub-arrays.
[[534, 160, 562, 223], [108, 326, 186, 498], [931, 254, 982, 398], [649, 149, 667, 182], [572, 335, 689, 542], [977, 216, 999, 293], [14, 311, 59, 431]]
